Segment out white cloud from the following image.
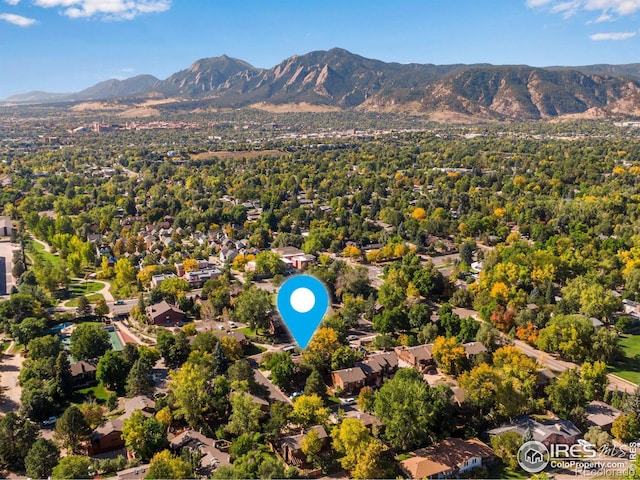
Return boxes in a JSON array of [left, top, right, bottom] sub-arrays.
[[33, 0, 171, 20], [590, 31, 637, 39], [0, 12, 36, 25], [527, 0, 554, 6], [4, 0, 21, 5], [594, 12, 613, 21], [528, 0, 640, 20]]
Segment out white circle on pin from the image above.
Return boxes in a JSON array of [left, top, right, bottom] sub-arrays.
[[290, 287, 315, 313]]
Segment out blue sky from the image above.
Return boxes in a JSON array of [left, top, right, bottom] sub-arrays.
[[1, 0, 639, 98]]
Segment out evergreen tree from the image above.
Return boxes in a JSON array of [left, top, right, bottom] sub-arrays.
[[54, 351, 73, 399], [212, 341, 229, 376], [25, 439, 59, 479], [125, 357, 155, 397], [76, 295, 93, 318], [0, 412, 39, 470], [304, 369, 327, 400], [53, 405, 92, 454]]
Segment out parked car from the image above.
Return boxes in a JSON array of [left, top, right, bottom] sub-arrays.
[[289, 391, 304, 400], [228, 322, 237, 329], [346, 335, 359, 342], [114, 300, 125, 305], [42, 416, 58, 427], [340, 397, 356, 406]]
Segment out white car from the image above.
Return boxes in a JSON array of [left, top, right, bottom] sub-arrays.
[[42, 416, 58, 426], [346, 335, 359, 342], [228, 322, 237, 329], [340, 397, 356, 406]]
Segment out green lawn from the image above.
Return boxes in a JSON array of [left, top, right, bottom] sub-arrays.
[[244, 343, 266, 356], [396, 453, 414, 461], [28, 238, 62, 267], [75, 381, 111, 403], [65, 293, 104, 307], [621, 334, 640, 355], [237, 326, 258, 336], [69, 281, 104, 295], [0, 341, 10, 353], [609, 334, 640, 384]]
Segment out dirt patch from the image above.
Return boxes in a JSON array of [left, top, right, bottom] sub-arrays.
[[70, 101, 125, 112], [191, 149, 286, 160], [118, 107, 161, 118], [249, 102, 342, 113], [553, 108, 608, 121]]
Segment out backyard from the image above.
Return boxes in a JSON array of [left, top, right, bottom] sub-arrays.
[[609, 334, 640, 384]]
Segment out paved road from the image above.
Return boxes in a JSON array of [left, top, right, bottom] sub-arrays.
[[110, 298, 137, 316], [514, 340, 637, 393], [252, 368, 291, 404], [0, 344, 24, 413], [513, 339, 578, 372], [451, 305, 638, 394]]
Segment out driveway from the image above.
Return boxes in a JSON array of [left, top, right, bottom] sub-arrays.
[[0, 343, 23, 413], [252, 368, 291, 404]]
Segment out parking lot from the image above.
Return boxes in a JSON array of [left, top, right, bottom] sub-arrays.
[[0, 240, 19, 297]]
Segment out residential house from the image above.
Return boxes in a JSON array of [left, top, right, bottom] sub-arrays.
[[70, 360, 97, 387], [586, 401, 621, 432], [150, 273, 177, 288], [362, 243, 383, 253], [272, 246, 316, 271], [342, 411, 383, 433], [331, 367, 367, 395], [488, 415, 581, 447], [623, 299, 640, 316], [97, 244, 113, 257], [183, 268, 221, 288], [116, 464, 151, 480], [399, 437, 495, 479], [170, 430, 230, 475], [463, 341, 487, 359], [290, 254, 316, 270], [213, 330, 249, 347], [279, 425, 329, 468], [146, 300, 186, 326], [123, 395, 156, 416], [357, 351, 399, 388], [175, 259, 210, 277], [219, 247, 239, 264], [86, 233, 102, 243], [89, 418, 125, 454], [394, 344, 436, 373]]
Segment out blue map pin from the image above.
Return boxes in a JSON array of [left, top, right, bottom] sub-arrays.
[[277, 275, 329, 349]]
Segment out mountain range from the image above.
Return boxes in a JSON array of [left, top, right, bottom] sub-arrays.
[[5, 48, 640, 121]]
